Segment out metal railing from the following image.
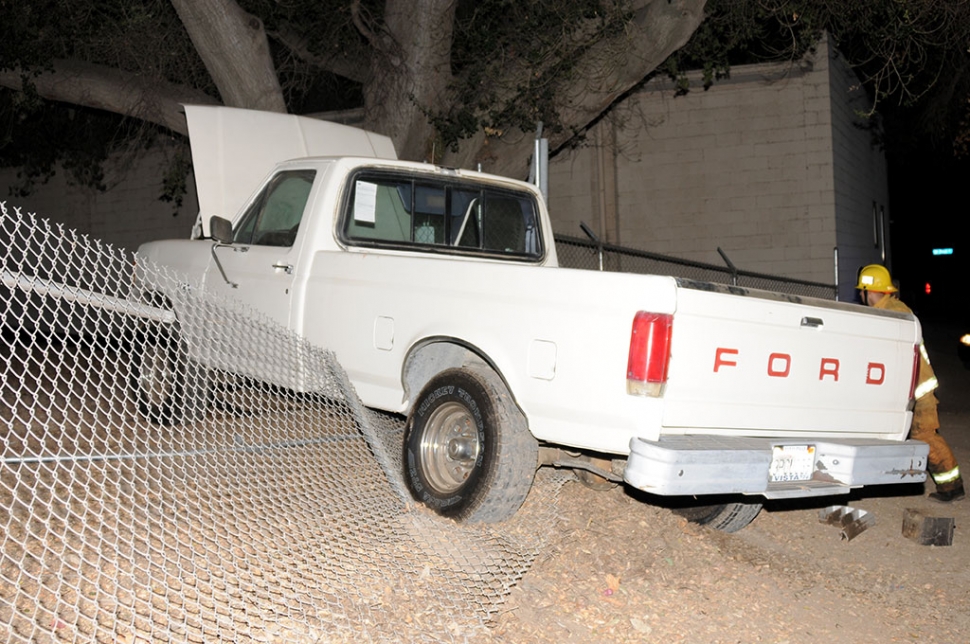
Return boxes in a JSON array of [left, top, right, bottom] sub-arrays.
[[554, 232, 838, 301]]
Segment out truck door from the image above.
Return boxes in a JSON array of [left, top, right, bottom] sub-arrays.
[[203, 169, 316, 329]]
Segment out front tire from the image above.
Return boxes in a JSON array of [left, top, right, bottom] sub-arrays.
[[404, 367, 538, 523]]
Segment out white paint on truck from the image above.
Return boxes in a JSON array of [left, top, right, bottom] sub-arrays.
[[136, 106, 928, 526]]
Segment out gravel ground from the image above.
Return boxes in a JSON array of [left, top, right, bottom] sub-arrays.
[[4, 316, 966, 644], [481, 321, 970, 643]]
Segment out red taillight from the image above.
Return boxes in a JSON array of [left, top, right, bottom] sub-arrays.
[[908, 343, 920, 401], [627, 311, 673, 396]]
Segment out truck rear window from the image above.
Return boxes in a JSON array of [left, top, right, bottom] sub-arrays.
[[342, 171, 542, 259]]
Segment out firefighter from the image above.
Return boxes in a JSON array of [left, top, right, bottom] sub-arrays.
[[857, 264, 964, 502]]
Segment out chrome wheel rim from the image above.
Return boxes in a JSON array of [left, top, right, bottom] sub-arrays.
[[419, 401, 481, 494]]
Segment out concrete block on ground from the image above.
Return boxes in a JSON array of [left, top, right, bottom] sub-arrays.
[[902, 508, 955, 546]]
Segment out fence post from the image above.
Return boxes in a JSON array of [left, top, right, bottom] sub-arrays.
[[833, 246, 839, 301], [716, 247, 738, 286], [580, 222, 604, 271]]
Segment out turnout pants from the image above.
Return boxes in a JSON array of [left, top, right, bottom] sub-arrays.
[[911, 393, 962, 492]]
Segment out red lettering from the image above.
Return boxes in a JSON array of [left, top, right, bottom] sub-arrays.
[[713, 350, 885, 385], [714, 348, 738, 372], [866, 362, 885, 385], [767, 353, 791, 377], [819, 358, 840, 381]]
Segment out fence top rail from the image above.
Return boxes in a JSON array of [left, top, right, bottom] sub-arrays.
[[553, 233, 837, 292]]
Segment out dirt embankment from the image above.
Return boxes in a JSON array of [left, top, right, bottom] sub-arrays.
[[487, 322, 970, 643]]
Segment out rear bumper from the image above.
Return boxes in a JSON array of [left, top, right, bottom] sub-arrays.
[[624, 435, 929, 499]]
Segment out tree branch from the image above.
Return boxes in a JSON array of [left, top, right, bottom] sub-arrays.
[[444, 0, 708, 177], [0, 59, 219, 136], [554, 0, 707, 136], [350, 0, 382, 50], [270, 22, 370, 84]]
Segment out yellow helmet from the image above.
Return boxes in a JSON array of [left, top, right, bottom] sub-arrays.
[[856, 264, 897, 293]]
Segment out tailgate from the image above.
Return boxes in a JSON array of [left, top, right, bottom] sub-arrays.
[[661, 282, 918, 440]]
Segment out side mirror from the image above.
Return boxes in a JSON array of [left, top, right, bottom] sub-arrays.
[[210, 216, 233, 244]]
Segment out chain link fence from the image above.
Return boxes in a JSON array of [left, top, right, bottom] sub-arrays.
[[555, 233, 838, 301], [0, 204, 569, 644]]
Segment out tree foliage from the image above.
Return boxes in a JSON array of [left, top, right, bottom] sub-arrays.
[[0, 0, 215, 195], [667, 0, 970, 157], [0, 0, 707, 199], [2, 0, 969, 205]]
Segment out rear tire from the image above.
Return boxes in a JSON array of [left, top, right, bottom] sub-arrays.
[[673, 501, 762, 533], [404, 367, 538, 523]]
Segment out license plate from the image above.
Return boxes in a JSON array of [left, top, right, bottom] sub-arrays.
[[769, 445, 816, 482]]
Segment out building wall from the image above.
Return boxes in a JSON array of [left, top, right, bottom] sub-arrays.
[[1, 141, 198, 254], [827, 49, 891, 301], [548, 35, 888, 290]]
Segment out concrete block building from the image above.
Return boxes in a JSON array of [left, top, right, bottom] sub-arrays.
[[547, 35, 889, 301], [1, 141, 199, 254]]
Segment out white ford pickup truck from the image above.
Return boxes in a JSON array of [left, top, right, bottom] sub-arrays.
[[137, 106, 928, 531]]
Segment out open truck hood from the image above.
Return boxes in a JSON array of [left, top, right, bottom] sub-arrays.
[[184, 105, 397, 237]]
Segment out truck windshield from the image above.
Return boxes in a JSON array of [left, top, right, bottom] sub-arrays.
[[343, 172, 542, 259], [233, 170, 316, 247]]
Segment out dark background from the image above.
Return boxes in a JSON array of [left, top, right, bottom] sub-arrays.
[[889, 153, 970, 325]]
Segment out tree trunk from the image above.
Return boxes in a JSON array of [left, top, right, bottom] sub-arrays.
[[359, 0, 456, 161], [170, 0, 286, 112]]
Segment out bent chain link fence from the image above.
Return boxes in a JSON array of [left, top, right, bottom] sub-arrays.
[[554, 234, 838, 301], [0, 204, 570, 644]]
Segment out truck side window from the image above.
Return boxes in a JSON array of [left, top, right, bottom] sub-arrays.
[[234, 170, 316, 247], [346, 180, 412, 242], [483, 195, 528, 253], [414, 184, 446, 244], [342, 172, 542, 259]]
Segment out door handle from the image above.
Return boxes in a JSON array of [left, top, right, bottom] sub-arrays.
[[801, 316, 823, 328], [272, 262, 293, 274]]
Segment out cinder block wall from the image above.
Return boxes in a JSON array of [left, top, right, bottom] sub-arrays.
[[828, 49, 891, 302], [0, 141, 198, 254], [548, 35, 888, 290]]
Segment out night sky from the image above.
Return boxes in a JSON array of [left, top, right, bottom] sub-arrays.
[[888, 152, 970, 323]]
